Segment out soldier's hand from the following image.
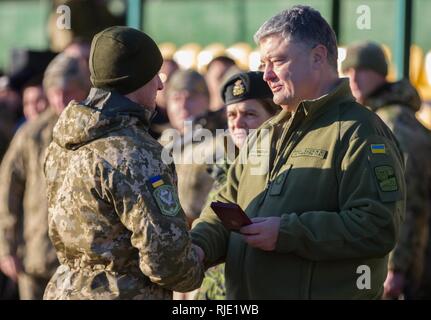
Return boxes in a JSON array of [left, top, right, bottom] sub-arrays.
[[0, 255, 22, 282], [383, 270, 405, 299], [240, 217, 281, 251]]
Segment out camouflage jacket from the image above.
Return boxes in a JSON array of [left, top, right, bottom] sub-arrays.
[[43, 88, 204, 300], [0, 108, 59, 278], [365, 79, 431, 287]]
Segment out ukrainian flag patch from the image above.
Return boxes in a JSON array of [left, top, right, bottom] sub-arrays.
[[150, 175, 164, 188], [371, 144, 386, 154]]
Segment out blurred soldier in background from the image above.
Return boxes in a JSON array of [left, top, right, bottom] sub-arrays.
[[43, 26, 203, 300], [0, 53, 90, 300], [160, 69, 218, 226], [21, 76, 48, 122], [343, 41, 431, 299], [0, 49, 57, 161]]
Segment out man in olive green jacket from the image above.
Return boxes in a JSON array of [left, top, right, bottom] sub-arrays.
[[191, 6, 405, 299]]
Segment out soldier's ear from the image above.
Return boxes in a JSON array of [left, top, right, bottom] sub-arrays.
[[310, 44, 328, 70]]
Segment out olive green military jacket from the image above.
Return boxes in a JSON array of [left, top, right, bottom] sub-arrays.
[[365, 79, 431, 289], [43, 88, 204, 300], [0, 108, 59, 278], [191, 79, 406, 299]]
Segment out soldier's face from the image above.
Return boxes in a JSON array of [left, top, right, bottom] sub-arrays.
[[227, 99, 273, 148], [166, 90, 209, 133], [260, 34, 316, 111], [47, 82, 88, 115], [345, 68, 385, 104], [23, 85, 48, 121], [133, 74, 164, 110]]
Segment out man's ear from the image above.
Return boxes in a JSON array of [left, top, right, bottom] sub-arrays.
[[311, 44, 328, 70]]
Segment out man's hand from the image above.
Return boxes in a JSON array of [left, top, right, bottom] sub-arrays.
[[240, 217, 281, 251], [0, 255, 22, 282], [383, 270, 405, 299]]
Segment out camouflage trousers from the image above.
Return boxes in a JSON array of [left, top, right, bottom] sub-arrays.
[[196, 264, 226, 300]]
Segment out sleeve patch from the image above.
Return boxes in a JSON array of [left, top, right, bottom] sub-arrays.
[[148, 175, 181, 217], [153, 185, 181, 217], [374, 165, 398, 192]]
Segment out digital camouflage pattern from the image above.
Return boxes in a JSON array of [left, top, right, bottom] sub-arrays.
[[0, 108, 59, 299], [192, 79, 406, 299], [43, 88, 204, 300], [365, 79, 431, 293], [196, 263, 226, 300]]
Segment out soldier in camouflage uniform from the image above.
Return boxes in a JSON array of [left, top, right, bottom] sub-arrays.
[[43, 27, 204, 300], [196, 71, 279, 300], [0, 53, 90, 299], [343, 41, 431, 299]]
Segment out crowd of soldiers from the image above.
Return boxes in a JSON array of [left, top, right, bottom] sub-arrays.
[[0, 5, 430, 300]]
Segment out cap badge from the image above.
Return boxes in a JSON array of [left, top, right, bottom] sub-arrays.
[[232, 79, 245, 96]]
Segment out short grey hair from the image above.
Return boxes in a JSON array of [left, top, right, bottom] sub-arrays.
[[43, 53, 90, 91], [254, 6, 338, 70]]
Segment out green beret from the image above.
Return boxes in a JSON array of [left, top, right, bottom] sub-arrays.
[[221, 71, 273, 105], [342, 41, 388, 77], [89, 26, 163, 95]]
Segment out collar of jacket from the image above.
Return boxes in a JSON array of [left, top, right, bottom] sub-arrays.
[[83, 87, 155, 128], [268, 78, 355, 126]]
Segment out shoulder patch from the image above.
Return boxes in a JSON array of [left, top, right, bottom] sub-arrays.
[[374, 165, 398, 192], [153, 184, 180, 217], [149, 175, 181, 217]]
